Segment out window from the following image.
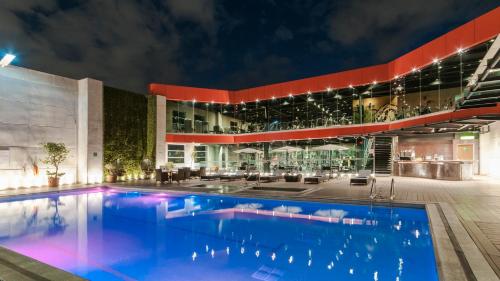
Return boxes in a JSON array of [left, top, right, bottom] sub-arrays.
[[230, 121, 238, 132], [167, 144, 185, 164], [172, 111, 186, 131], [194, 146, 207, 163]]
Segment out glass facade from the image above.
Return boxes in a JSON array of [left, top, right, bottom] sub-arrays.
[[164, 41, 490, 135]]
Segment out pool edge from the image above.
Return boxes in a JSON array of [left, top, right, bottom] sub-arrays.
[[0, 186, 496, 281], [0, 245, 86, 281]]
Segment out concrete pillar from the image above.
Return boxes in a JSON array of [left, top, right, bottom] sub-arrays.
[[156, 95, 166, 168], [216, 112, 222, 127], [480, 121, 500, 178], [77, 79, 103, 184]]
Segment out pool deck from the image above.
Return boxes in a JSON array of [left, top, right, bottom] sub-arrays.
[[1, 176, 499, 280]]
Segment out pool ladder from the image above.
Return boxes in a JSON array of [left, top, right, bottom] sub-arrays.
[[389, 178, 396, 201], [369, 178, 382, 200], [369, 178, 396, 201]]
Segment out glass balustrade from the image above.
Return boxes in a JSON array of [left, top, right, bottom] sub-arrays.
[[164, 42, 486, 135]]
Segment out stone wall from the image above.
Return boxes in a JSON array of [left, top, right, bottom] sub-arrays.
[[0, 66, 102, 188]]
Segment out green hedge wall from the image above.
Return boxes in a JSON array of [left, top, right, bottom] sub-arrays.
[[103, 86, 155, 176]]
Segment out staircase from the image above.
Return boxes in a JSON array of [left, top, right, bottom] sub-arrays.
[[459, 35, 500, 109], [361, 137, 374, 170], [374, 137, 393, 175]]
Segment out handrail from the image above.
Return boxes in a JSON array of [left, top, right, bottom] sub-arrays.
[[369, 178, 377, 199], [389, 178, 396, 201]]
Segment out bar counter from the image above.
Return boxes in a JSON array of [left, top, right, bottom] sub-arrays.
[[393, 160, 473, 181]]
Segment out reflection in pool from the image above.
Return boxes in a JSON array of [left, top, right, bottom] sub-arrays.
[[0, 188, 438, 281]]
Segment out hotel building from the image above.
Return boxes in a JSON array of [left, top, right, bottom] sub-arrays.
[[150, 7, 500, 181]]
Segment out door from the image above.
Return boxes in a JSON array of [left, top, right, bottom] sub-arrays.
[[457, 144, 473, 161]]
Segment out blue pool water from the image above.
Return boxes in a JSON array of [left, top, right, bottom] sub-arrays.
[[0, 188, 438, 281]]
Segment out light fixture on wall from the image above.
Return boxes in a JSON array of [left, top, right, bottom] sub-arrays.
[[0, 54, 15, 67]]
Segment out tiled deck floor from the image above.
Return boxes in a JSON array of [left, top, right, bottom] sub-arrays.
[[2, 176, 500, 278]]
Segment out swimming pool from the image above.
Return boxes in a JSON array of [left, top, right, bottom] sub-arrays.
[[0, 188, 438, 281]]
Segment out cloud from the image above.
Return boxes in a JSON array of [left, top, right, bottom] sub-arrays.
[[327, 0, 492, 61], [274, 25, 293, 41], [165, 0, 216, 28], [0, 0, 217, 93], [224, 54, 295, 89], [0, 0, 496, 92]]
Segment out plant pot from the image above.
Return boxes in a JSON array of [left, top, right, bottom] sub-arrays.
[[106, 175, 117, 183], [48, 177, 59, 188]]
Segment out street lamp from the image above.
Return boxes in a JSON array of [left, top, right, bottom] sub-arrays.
[[0, 54, 15, 67]]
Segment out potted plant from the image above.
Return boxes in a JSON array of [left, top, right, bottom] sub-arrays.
[[141, 158, 154, 179], [104, 159, 125, 183], [42, 142, 69, 187]]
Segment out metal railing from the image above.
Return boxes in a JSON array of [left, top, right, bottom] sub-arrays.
[[369, 178, 378, 199], [369, 177, 396, 201], [389, 178, 396, 201]]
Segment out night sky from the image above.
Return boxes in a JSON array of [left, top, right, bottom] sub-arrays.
[[0, 1, 498, 93]]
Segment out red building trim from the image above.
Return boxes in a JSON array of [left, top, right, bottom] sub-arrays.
[[150, 7, 500, 104], [165, 103, 500, 144]]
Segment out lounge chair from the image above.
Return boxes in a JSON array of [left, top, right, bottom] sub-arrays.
[[201, 174, 220, 180], [245, 172, 260, 181], [260, 172, 281, 182], [350, 170, 373, 185], [304, 171, 328, 184], [200, 167, 219, 180], [220, 171, 245, 181], [284, 173, 302, 182]]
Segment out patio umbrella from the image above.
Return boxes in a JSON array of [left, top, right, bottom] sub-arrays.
[[271, 146, 303, 166], [310, 144, 349, 167], [271, 146, 303, 153], [309, 144, 349, 151], [234, 148, 263, 170], [233, 148, 263, 154]]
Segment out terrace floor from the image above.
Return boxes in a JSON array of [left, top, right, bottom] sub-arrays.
[[1, 175, 500, 279]]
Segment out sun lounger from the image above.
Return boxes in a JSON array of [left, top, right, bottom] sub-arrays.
[[350, 170, 373, 185]]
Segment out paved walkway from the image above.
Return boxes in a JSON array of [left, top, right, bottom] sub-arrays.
[[2, 176, 500, 278]]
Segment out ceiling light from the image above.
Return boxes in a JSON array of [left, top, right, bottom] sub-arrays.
[[433, 58, 440, 64], [0, 54, 15, 67]]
